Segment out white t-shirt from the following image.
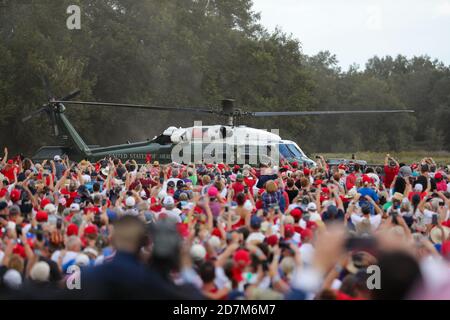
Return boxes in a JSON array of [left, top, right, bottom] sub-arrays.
[[159, 208, 182, 223], [299, 243, 314, 266], [351, 214, 382, 230], [309, 211, 322, 222], [423, 209, 435, 225], [51, 250, 79, 266], [246, 232, 265, 244]]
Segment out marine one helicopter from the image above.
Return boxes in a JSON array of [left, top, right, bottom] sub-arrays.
[[23, 89, 414, 166]]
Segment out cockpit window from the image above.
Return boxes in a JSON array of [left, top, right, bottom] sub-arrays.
[[279, 144, 295, 159], [286, 144, 304, 158]]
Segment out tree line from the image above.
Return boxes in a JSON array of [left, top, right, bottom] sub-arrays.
[[0, 0, 449, 156]]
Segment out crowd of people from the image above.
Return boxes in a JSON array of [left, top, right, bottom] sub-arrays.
[[0, 147, 449, 299]]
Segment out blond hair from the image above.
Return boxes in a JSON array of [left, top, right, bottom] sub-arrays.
[[265, 180, 277, 193]]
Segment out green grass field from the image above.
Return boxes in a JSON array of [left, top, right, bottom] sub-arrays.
[[313, 151, 450, 165]]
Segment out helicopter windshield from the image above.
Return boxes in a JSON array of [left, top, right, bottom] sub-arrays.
[[286, 144, 305, 158], [278, 144, 296, 159]]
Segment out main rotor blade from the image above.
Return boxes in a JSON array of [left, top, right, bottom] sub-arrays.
[[59, 89, 81, 102], [21, 107, 47, 122], [250, 110, 415, 117], [54, 100, 217, 114]]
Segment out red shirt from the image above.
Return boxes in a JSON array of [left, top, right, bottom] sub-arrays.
[[1, 165, 19, 183], [346, 173, 357, 190], [231, 182, 244, 199], [408, 191, 427, 201], [244, 177, 256, 190], [384, 165, 399, 188], [436, 180, 447, 192]]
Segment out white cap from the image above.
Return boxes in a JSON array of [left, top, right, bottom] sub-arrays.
[[53, 155, 61, 161], [208, 236, 222, 251], [243, 199, 253, 211], [44, 203, 57, 214], [414, 184, 423, 192], [82, 174, 91, 183], [307, 202, 317, 212], [190, 244, 206, 261], [83, 247, 99, 258], [30, 261, 50, 282], [157, 191, 167, 200], [139, 190, 147, 198], [3, 269, 22, 289], [125, 196, 136, 207], [163, 196, 175, 206], [75, 253, 90, 267], [70, 203, 80, 212]]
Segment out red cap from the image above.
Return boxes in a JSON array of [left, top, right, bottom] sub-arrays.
[[290, 208, 303, 219], [233, 249, 251, 266], [217, 163, 225, 171], [435, 172, 443, 180], [303, 168, 311, 175], [36, 211, 48, 222], [300, 228, 313, 240], [266, 234, 278, 246], [338, 164, 346, 170], [66, 223, 79, 236], [233, 165, 241, 171], [362, 175, 373, 185], [84, 224, 98, 235], [321, 187, 330, 194], [306, 221, 317, 230], [40, 198, 51, 209], [10, 189, 21, 202], [206, 163, 214, 169], [284, 224, 295, 237], [0, 188, 7, 198], [7, 159, 13, 165], [314, 179, 323, 186], [13, 244, 26, 258], [291, 161, 299, 168]]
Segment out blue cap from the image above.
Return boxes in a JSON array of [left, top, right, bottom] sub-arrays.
[[250, 215, 262, 229]]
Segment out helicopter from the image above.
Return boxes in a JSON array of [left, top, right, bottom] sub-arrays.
[[23, 89, 414, 166]]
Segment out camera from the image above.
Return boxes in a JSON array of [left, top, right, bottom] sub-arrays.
[[431, 214, 438, 226], [16, 224, 22, 237], [56, 218, 62, 230]]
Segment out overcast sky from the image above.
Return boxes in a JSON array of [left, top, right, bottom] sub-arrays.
[[252, 0, 450, 70]]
